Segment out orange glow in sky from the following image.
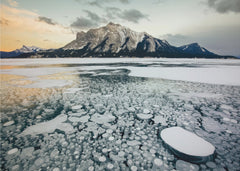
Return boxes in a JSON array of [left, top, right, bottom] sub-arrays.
[[0, 5, 74, 51]]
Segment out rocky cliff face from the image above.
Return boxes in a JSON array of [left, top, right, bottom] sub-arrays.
[[63, 22, 179, 56]]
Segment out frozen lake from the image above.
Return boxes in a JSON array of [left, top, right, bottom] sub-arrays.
[[1, 58, 240, 170]]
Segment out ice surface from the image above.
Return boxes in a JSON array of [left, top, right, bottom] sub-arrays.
[[131, 166, 138, 171], [7, 148, 18, 155], [202, 117, 224, 133], [90, 113, 115, 124], [152, 115, 167, 125], [20, 147, 34, 159], [153, 158, 163, 166], [20, 114, 74, 135], [107, 163, 114, 169], [176, 160, 199, 171], [128, 66, 240, 86], [2, 58, 240, 86], [136, 113, 153, 120], [127, 140, 141, 146], [3, 120, 14, 126], [206, 161, 217, 168], [1, 58, 240, 170], [161, 127, 215, 157], [99, 156, 106, 162], [25, 79, 73, 88]]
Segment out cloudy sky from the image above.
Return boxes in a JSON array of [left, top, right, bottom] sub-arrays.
[[1, 0, 240, 56]]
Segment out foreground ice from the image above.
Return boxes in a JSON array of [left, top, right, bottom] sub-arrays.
[[1, 58, 240, 170], [161, 127, 215, 163]]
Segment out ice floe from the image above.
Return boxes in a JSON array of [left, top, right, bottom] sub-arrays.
[[161, 127, 215, 163], [3, 120, 14, 126], [7, 148, 18, 155], [20, 114, 74, 136], [90, 113, 115, 124], [136, 113, 153, 120]]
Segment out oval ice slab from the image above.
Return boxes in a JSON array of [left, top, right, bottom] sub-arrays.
[[161, 127, 215, 163]]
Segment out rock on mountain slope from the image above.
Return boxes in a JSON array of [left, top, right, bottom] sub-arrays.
[[0, 45, 43, 58]]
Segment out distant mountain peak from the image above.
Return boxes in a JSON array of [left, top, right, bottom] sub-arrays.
[[178, 43, 216, 56], [0, 45, 43, 58], [19, 45, 43, 53]]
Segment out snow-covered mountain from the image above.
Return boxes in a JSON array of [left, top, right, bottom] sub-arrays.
[[17, 45, 43, 53], [5, 23, 234, 58], [62, 22, 179, 57], [178, 43, 217, 56], [0, 45, 43, 58]]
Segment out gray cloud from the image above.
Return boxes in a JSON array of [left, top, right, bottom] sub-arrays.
[[207, 0, 240, 13], [106, 8, 148, 23], [161, 34, 188, 40], [83, 10, 107, 22], [159, 34, 191, 46], [105, 7, 122, 19], [71, 10, 108, 29], [38, 16, 55, 25], [76, 0, 130, 7], [71, 17, 98, 29], [71, 7, 147, 30], [119, 9, 148, 23], [119, 0, 129, 3]]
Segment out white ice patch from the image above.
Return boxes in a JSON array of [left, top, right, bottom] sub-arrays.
[[69, 115, 90, 123], [136, 113, 153, 120], [20, 114, 74, 136], [3, 120, 14, 126], [90, 113, 115, 124], [7, 148, 18, 155], [24, 79, 72, 88], [161, 127, 215, 157], [127, 140, 141, 146], [127, 66, 240, 86]]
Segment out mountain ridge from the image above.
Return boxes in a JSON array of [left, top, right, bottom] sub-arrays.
[[1, 23, 236, 58], [0, 45, 43, 58]]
